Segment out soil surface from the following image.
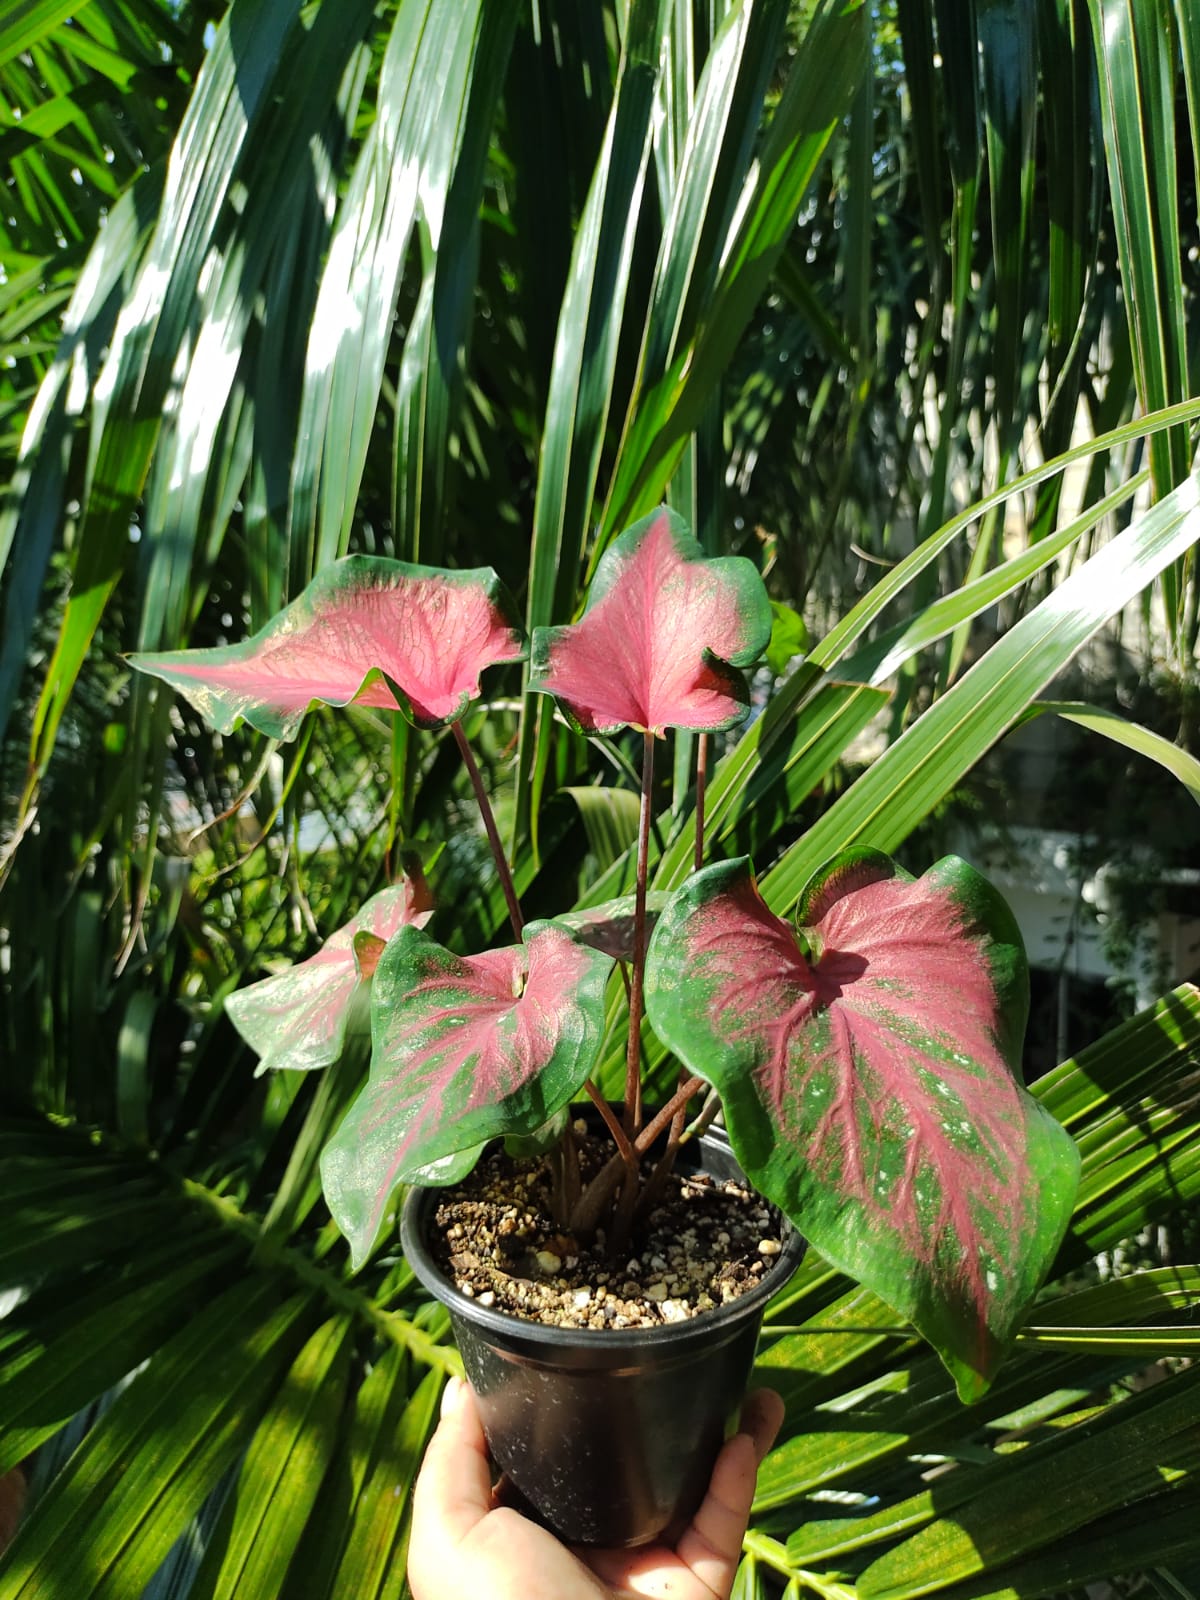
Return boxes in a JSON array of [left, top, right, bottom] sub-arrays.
[[427, 1122, 788, 1329]]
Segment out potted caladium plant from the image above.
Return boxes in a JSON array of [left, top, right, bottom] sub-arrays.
[[129, 506, 1080, 1548]]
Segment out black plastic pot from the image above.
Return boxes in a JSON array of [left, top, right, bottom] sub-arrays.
[[400, 1122, 805, 1549]]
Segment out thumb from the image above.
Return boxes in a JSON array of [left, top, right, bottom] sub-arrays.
[[409, 1378, 495, 1592]]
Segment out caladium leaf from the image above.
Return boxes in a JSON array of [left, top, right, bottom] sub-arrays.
[[503, 1105, 573, 1159], [226, 877, 434, 1076], [321, 920, 613, 1268], [554, 892, 668, 961], [128, 555, 525, 737], [404, 1144, 486, 1189], [528, 508, 771, 735], [645, 851, 1080, 1400]]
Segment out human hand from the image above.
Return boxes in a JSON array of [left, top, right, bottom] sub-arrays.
[[407, 1375, 783, 1600]]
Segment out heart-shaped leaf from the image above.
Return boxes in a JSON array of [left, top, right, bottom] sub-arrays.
[[528, 508, 771, 734], [226, 876, 435, 1076], [645, 851, 1080, 1400], [554, 892, 668, 961], [321, 920, 613, 1267], [128, 555, 525, 737]]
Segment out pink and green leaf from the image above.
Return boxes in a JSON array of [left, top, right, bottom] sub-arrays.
[[320, 920, 613, 1268], [554, 891, 668, 962], [226, 876, 435, 1076], [403, 1144, 487, 1190], [128, 555, 526, 737], [503, 1105, 573, 1159], [644, 851, 1080, 1400], [528, 508, 771, 735]]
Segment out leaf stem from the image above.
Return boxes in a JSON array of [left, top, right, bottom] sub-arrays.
[[694, 730, 708, 872], [561, 1119, 581, 1217], [452, 719, 523, 940], [635, 1075, 703, 1154], [585, 1079, 639, 1171], [623, 730, 656, 1136], [680, 1086, 722, 1144], [176, 1174, 463, 1375], [638, 1093, 687, 1223], [740, 1531, 858, 1600], [648, 717, 705, 1219], [569, 1074, 703, 1235]]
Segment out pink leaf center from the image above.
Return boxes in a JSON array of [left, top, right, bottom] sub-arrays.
[[136, 559, 524, 733], [360, 927, 604, 1181], [532, 511, 768, 733], [694, 873, 1032, 1329]]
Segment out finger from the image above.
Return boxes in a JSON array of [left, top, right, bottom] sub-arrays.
[[416, 1377, 494, 1530], [670, 1390, 784, 1599], [409, 1377, 495, 1578]]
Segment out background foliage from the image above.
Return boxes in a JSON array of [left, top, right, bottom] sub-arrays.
[[2, 0, 1199, 1594]]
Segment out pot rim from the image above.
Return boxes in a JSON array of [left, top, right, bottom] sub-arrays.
[[399, 1127, 806, 1351]]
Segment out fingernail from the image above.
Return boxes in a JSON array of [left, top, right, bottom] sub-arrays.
[[440, 1376, 467, 1418], [740, 1389, 784, 1462]]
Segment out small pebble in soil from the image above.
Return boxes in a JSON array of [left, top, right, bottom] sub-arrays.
[[427, 1132, 789, 1329]]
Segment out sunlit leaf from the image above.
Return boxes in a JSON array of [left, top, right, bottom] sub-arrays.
[[129, 555, 525, 737], [226, 876, 434, 1076], [1027, 699, 1200, 807], [555, 891, 667, 961], [529, 507, 770, 735], [646, 851, 1080, 1399], [857, 1365, 1200, 1595], [321, 920, 613, 1266], [765, 601, 809, 678], [190, 1315, 354, 1600]]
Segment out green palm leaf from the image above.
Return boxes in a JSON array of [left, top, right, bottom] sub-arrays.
[[3, 3, 1200, 1592], [0, 1282, 319, 1597], [766, 467, 1200, 910], [187, 1317, 355, 1600]]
